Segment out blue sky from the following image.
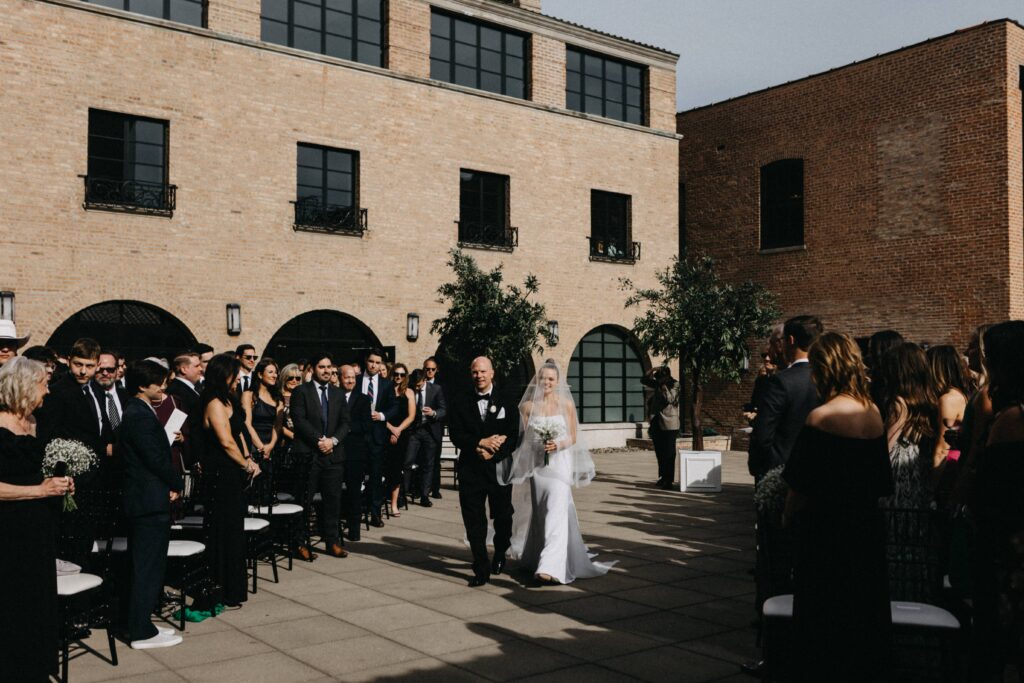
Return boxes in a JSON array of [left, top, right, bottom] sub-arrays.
[[542, 0, 1024, 110]]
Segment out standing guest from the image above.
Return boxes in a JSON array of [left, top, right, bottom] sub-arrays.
[[423, 357, 446, 499], [356, 348, 397, 527], [167, 352, 203, 469], [384, 363, 415, 516], [275, 362, 313, 560], [748, 315, 823, 480], [951, 324, 996, 502], [234, 344, 258, 394], [193, 343, 214, 392], [926, 345, 972, 469], [782, 332, 893, 681], [0, 357, 70, 681], [35, 337, 105, 463], [381, 363, 392, 380], [120, 360, 184, 650], [745, 325, 783, 423], [242, 358, 283, 468], [108, 350, 126, 389], [291, 353, 350, 558], [405, 367, 447, 507], [93, 351, 130, 487], [329, 365, 341, 388], [22, 345, 57, 384], [201, 353, 260, 606], [339, 365, 371, 542], [642, 365, 681, 489], [0, 320, 31, 368], [867, 329, 904, 379], [278, 363, 302, 445]]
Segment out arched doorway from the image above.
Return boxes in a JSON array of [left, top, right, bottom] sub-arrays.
[[568, 325, 649, 423], [265, 310, 386, 366], [48, 300, 197, 361]]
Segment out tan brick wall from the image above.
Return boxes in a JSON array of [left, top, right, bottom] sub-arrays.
[[206, 0, 260, 40], [530, 33, 565, 108], [387, 0, 431, 78], [0, 0, 678, 385], [647, 66, 676, 133], [678, 20, 1023, 431]]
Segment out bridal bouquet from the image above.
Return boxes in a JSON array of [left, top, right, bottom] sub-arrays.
[[532, 419, 566, 467], [753, 465, 787, 522], [42, 439, 97, 512]]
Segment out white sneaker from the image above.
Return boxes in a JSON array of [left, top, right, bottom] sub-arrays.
[[131, 633, 182, 649], [157, 626, 176, 636]]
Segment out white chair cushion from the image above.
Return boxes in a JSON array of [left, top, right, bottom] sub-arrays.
[[762, 594, 794, 619], [891, 601, 960, 630], [57, 572, 103, 596], [244, 517, 271, 532], [249, 504, 302, 516], [167, 540, 205, 557], [313, 493, 322, 502], [276, 492, 295, 502], [178, 515, 204, 527], [91, 537, 128, 553], [56, 559, 81, 576]]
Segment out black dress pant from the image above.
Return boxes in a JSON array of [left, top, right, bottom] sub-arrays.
[[404, 429, 438, 500], [651, 425, 678, 483], [127, 512, 170, 642], [458, 465, 512, 578], [308, 455, 344, 546], [343, 457, 366, 540], [368, 443, 385, 517]]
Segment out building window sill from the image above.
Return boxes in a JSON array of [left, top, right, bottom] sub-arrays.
[[758, 244, 806, 255]]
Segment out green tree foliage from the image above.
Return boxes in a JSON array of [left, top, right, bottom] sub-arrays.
[[431, 249, 554, 390], [622, 255, 779, 451]]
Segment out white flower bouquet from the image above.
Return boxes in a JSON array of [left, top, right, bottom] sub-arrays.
[[41, 439, 97, 511], [531, 419, 566, 467], [754, 465, 788, 522]]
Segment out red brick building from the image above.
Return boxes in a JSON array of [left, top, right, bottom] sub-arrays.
[[678, 19, 1024, 431]]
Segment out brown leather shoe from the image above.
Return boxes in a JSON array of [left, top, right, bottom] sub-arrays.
[[327, 543, 349, 558], [296, 545, 318, 562]]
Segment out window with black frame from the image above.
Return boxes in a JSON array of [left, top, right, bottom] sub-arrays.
[[84, 0, 204, 26], [294, 143, 365, 235], [590, 189, 636, 262], [84, 109, 174, 216], [566, 47, 644, 125], [458, 169, 514, 250], [430, 10, 528, 99], [261, 0, 384, 67], [568, 326, 646, 424], [760, 158, 804, 250]]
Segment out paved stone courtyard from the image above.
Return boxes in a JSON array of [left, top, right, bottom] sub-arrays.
[[74, 450, 759, 682]]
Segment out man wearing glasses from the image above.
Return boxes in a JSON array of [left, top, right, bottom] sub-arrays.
[[235, 344, 258, 393], [93, 351, 130, 485], [423, 357, 446, 499]]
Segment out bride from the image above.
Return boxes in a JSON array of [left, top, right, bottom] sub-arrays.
[[504, 360, 613, 584]]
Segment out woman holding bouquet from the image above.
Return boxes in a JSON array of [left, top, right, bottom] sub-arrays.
[[0, 357, 70, 681], [505, 360, 612, 584]]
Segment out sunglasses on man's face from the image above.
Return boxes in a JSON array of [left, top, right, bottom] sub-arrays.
[[243, 354, 258, 361], [96, 367, 117, 374], [424, 367, 437, 372]]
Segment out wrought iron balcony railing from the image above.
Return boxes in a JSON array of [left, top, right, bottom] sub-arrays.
[[81, 176, 176, 217], [456, 221, 518, 251], [292, 198, 368, 236], [588, 235, 641, 263]]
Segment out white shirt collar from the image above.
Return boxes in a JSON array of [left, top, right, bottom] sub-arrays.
[[176, 377, 196, 390], [789, 358, 809, 367]]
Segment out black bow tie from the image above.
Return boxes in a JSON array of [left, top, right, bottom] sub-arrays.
[[477, 393, 491, 400]]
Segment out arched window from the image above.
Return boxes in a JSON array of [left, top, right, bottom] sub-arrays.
[[568, 326, 647, 423], [47, 300, 196, 360], [265, 310, 386, 366]]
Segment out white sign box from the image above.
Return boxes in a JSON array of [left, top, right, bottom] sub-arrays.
[[679, 450, 722, 492]]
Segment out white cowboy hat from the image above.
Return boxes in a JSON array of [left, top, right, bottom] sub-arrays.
[[0, 320, 31, 348]]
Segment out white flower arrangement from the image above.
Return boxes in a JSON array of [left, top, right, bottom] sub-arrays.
[[754, 465, 788, 521], [531, 418, 566, 467], [42, 439, 97, 511]]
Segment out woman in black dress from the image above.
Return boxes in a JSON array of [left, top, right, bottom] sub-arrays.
[[783, 332, 893, 682], [0, 357, 71, 681], [384, 363, 415, 517], [201, 353, 260, 607], [242, 358, 283, 479]]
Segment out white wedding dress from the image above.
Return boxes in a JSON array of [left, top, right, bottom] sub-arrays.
[[509, 415, 613, 584]]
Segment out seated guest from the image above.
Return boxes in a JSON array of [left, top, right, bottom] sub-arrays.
[[783, 332, 893, 681], [120, 360, 184, 650], [0, 357, 70, 681]]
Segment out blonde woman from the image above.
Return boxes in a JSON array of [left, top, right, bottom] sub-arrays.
[[782, 332, 892, 682]]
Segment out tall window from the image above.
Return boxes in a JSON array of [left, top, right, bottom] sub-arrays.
[[458, 169, 514, 249], [569, 326, 646, 423], [85, 109, 173, 214], [430, 10, 528, 99], [566, 47, 644, 125], [590, 190, 635, 261], [294, 143, 364, 234], [261, 0, 385, 67], [760, 158, 804, 249], [84, 0, 204, 26]]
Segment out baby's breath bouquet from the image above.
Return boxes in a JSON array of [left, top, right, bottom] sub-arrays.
[[42, 439, 97, 511], [531, 419, 565, 467], [754, 465, 788, 522]]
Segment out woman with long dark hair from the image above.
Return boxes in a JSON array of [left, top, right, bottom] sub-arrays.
[[384, 363, 415, 517], [201, 353, 259, 607], [927, 345, 972, 469], [242, 358, 283, 469]]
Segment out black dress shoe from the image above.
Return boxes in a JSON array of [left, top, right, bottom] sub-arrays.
[[468, 574, 489, 587], [369, 517, 384, 528], [490, 556, 506, 575], [347, 532, 361, 542], [430, 491, 442, 499], [740, 659, 766, 678], [419, 498, 433, 508]]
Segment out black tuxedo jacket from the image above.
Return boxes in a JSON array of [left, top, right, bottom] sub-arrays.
[[748, 361, 819, 478], [341, 389, 373, 462], [93, 382, 130, 449], [120, 398, 184, 517], [449, 387, 519, 484], [355, 373, 398, 447], [37, 374, 104, 459], [410, 382, 447, 442], [290, 381, 350, 464], [165, 378, 201, 468]]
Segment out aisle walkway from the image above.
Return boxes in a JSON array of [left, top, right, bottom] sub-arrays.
[[75, 450, 758, 682]]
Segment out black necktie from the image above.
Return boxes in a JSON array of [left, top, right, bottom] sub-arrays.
[[366, 376, 374, 405], [320, 385, 330, 432], [243, 376, 250, 392], [106, 392, 121, 431]]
